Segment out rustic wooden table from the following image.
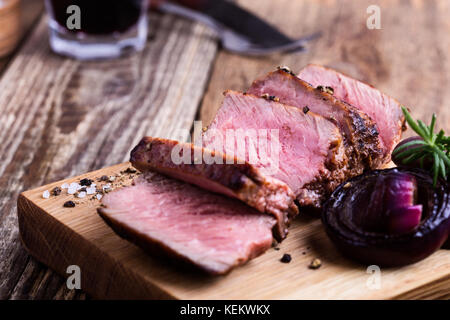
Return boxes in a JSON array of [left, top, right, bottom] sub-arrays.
[[1, 0, 449, 299]]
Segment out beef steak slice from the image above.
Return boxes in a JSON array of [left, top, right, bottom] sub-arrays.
[[98, 172, 276, 275], [130, 136, 298, 241], [248, 68, 383, 171], [298, 64, 405, 161], [203, 90, 348, 209]]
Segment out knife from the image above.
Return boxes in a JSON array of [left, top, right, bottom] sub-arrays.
[[151, 0, 320, 55]]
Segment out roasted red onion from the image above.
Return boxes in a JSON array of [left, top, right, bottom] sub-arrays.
[[387, 205, 422, 234], [363, 172, 419, 233], [322, 168, 450, 267]]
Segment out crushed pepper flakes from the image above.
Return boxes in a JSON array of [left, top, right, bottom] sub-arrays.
[[51, 187, 62, 196], [309, 258, 322, 269]]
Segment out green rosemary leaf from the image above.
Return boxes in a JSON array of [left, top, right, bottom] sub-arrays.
[[433, 153, 439, 186], [402, 151, 428, 165], [440, 157, 446, 179], [401, 107, 428, 138], [434, 147, 450, 167], [399, 107, 449, 185], [395, 145, 429, 160], [429, 113, 436, 137], [391, 139, 427, 155], [418, 120, 430, 139], [436, 130, 445, 145]]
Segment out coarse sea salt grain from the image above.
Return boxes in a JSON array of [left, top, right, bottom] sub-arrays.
[[42, 190, 50, 199], [96, 194, 103, 200], [86, 186, 96, 195], [103, 184, 111, 190], [61, 183, 69, 189], [70, 182, 79, 189], [77, 191, 86, 198], [67, 187, 77, 195]]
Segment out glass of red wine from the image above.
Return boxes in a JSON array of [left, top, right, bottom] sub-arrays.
[[45, 0, 148, 60]]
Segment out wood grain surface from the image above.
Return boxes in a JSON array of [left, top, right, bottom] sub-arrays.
[[200, 0, 450, 138], [17, 164, 450, 299], [0, 12, 218, 299], [3, 0, 450, 299]]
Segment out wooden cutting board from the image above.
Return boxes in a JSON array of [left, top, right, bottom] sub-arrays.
[[10, 0, 450, 300], [17, 162, 450, 299]]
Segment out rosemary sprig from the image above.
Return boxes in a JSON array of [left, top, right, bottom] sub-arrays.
[[393, 107, 450, 186]]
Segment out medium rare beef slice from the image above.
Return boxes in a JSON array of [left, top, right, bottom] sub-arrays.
[[248, 68, 383, 171], [130, 136, 298, 241], [98, 172, 276, 275], [203, 90, 348, 208], [298, 64, 405, 161]]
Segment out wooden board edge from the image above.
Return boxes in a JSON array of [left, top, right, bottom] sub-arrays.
[[17, 192, 177, 300], [391, 273, 450, 300]]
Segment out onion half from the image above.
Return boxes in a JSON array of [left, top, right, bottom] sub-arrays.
[[322, 168, 450, 267]]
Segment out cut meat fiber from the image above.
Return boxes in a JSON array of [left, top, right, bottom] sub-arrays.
[[203, 90, 349, 209], [98, 172, 276, 275], [298, 64, 405, 161], [248, 67, 384, 171], [130, 136, 299, 241]]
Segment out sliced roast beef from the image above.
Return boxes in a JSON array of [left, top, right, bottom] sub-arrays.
[[130, 136, 298, 241], [298, 64, 405, 161], [248, 68, 383, 171], [203, 90, 348, 209], [98, 172, 276, 275]]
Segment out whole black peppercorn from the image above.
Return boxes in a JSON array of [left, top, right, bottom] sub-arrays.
[[79, 178, 93, 186], [280, 253, 292, 263], [63, 201, 76, 208]]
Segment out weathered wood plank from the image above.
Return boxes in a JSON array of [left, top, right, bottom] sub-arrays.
[[200, 0, 450, 138], [0, 12, 218, 299]]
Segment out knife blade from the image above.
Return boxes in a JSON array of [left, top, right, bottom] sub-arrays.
[[152, 0, 318, 53]]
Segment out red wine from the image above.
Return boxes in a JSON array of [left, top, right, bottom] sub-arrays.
[[48, 0, 144, 35]]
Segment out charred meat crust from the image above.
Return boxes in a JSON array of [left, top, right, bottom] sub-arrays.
[[297, 127, 347, 209], [299, 64, 406, 160], [274, 69, 384, 170], [130, 137, 299, 241]]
